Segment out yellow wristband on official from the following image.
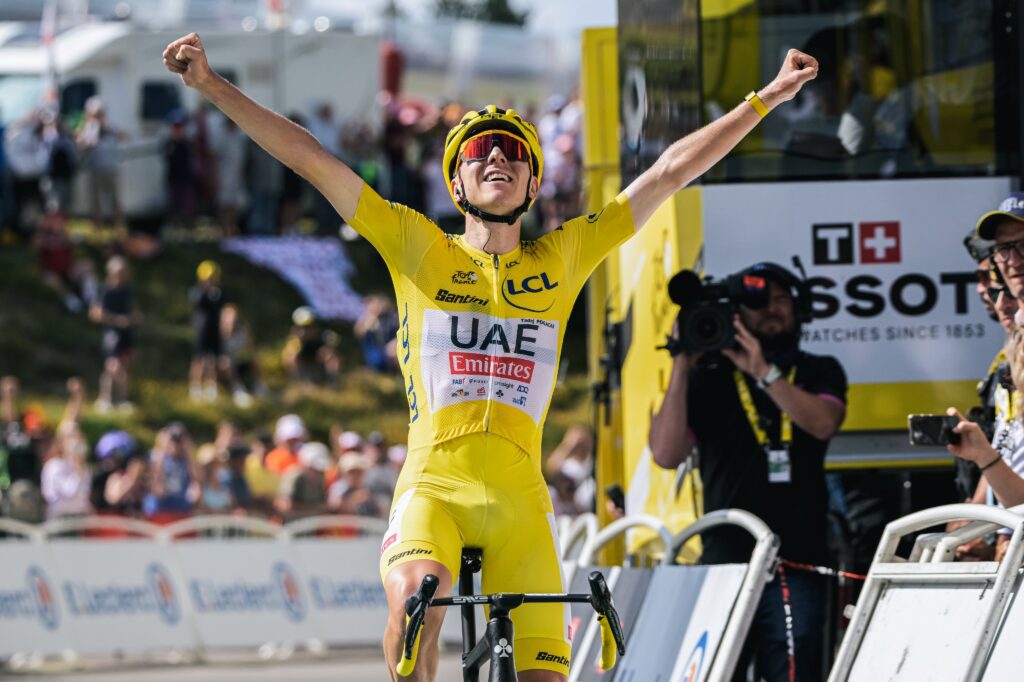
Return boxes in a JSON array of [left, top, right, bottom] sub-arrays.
[[745, 91, 769, 118]]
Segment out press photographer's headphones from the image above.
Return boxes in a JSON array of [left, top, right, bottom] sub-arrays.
[[742, 260, 813, 325]]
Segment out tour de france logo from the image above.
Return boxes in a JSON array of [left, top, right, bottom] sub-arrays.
[[27, 565, 59, 631], [273, 562, 307, 622], [146, 563, 181, 626]]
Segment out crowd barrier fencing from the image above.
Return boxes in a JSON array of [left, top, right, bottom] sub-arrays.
[[0, 514, 389, 666], [569, 509, 777, 682], [828, 503, 1024, 682]]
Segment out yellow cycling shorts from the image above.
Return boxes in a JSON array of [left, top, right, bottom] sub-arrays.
[[379, 432, 571, 675]]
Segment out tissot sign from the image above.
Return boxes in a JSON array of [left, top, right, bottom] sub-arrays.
[[701, 177, 1012, 385]]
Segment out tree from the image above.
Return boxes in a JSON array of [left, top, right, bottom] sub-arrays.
[[432, 0, 529, 26]]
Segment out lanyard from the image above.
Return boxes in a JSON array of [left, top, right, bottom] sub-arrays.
[[734, 367, 797, 447], [987, 349, 1007, 378]]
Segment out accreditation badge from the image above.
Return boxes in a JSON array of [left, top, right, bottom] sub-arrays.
[[767, 447, 791, 484]]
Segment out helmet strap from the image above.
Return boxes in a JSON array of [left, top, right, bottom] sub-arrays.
[[455, 167, 533, 226]]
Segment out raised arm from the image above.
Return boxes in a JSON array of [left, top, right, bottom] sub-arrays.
[[162, 33, 364, 221], [623, 49, 818, 232]]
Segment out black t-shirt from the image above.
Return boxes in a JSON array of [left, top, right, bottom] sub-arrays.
[[1, 421, 39, 487], [101, 285, 133, 320], [688, 351, 847, 565], [190, 285, 224, 338]]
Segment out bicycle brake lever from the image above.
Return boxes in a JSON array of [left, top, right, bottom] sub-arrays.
[[397, 574, 439, 675], [588, 571, 626, 656]]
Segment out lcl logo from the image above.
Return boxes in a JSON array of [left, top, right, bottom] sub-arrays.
[[813, 222, 901, 265]]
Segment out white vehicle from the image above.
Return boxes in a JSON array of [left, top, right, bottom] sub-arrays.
[[0, 20, 380, 220]]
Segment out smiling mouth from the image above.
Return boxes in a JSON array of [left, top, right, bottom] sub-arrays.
[[483, 171, 513, 184]]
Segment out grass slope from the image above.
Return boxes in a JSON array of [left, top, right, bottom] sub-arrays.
[[0, 232, 594, 455]]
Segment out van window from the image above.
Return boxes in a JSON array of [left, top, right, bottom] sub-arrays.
[[61, 79, 97, 118], [140, 81, 181, 122]]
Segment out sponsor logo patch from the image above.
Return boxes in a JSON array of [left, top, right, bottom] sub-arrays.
[[387, 548, 432, 566], [450, 352, 535, 382], [536, 651, 570, 667], [436, 289, 488, 306]]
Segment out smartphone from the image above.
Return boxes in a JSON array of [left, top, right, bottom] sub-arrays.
[[604, 483, 626, 511], [908, 414, 961, 446]]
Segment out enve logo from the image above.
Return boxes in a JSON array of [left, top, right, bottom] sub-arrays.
[[147, 563, 180, 626], [27, 566, 59, 631], [273, 562, 306, 622]]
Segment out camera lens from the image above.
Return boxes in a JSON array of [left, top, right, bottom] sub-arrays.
[[695, 314, 722, 341]]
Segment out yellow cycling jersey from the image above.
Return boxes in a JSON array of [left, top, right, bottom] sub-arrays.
[[349, 183, 635, 456]]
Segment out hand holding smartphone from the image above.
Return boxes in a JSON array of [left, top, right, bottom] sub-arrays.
[[908, 414, 961, 446]]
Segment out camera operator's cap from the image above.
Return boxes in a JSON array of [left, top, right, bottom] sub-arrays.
[[963, 229, 995, 263], [976, 192, 1024, 240]]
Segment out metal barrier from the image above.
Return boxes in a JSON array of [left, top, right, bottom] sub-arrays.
[[282, 514, 387, 538], [829, 503, 1024, 682], [0, 513, 390, 664], [577, 514, 674, 566], [559, 512, 599, 561], [568, 510, 776, 682]]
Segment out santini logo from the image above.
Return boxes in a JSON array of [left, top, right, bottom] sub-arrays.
[[536, 651, 570, 667], [436, 289, 488, 306], [387, 548, 432, 566]]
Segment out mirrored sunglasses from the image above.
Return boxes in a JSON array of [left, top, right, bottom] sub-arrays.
[[460, 132, 530, 164]]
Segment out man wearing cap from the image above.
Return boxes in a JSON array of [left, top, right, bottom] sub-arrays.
[[649, 263, 847, 682], [265, 414, 306, 476], [276, 441, 330, 518], [189, 260, 226, 403], [979, 193, 1024, 301], [163, 31, 819, 681]]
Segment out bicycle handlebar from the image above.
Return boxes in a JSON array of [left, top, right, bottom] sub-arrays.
[[396, 571, 626, 677], [396, 573, 438, 677]]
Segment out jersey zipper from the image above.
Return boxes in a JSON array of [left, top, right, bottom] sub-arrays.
[[483, 253, 501, 431]]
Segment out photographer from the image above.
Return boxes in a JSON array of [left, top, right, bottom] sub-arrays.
[[649, 262, 847, 682]]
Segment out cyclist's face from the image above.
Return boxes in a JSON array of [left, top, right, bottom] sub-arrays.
[[994, 220, 1024, 298], [454, 142, 536, 215]]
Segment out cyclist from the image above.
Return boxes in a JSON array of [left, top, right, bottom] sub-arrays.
[[162, 33, 818, 681]]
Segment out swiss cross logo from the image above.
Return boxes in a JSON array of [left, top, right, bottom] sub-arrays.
[[812, 221, 901, 265], [859, 221, 901, 263]]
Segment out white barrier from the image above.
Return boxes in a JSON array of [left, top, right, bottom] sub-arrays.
[[0, 514, 390, 660], [569, 510, 776, 682], [829, 503, 1024, 682]]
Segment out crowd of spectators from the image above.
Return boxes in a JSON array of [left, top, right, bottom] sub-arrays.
[[0, 375, 431, 526], [2, 88, 583, 245]]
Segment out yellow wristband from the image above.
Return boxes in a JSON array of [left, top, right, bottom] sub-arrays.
[[744, 91, 769, 118]]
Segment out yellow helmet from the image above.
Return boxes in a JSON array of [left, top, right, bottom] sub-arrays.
[[196, 260, 221, 282], [442, 105, 544, 223]]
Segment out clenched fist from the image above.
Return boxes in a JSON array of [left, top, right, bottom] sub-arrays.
[[162, 33, 215, 91]]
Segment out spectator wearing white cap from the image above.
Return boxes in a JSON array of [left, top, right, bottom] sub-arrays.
[[327, 451, 378, 516], [265, 414, 306, 475], [276, 441, 329, 518]]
